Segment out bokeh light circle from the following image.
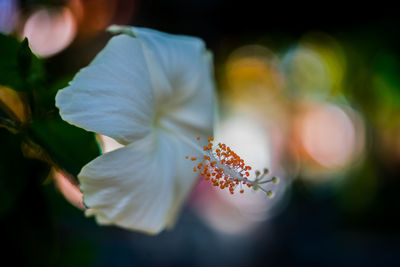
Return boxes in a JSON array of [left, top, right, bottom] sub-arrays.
[[282, 33, 346, 100], [22, 7, 77, 57], [292, 101, 366, 178], [192, 115, 287, 235], [224, 45, 284, 107]]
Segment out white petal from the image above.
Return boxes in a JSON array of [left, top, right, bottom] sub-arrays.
[[79, 132, 175, 234], [162, 134, 202, 227], [126, 26, 215, 151], [55, 34, 155, 145], [131, 27, 215, 129], [157, 118, 211, 228], [127, 27, 216, 225]]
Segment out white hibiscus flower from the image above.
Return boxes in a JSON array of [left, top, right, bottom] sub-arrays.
[[55, 26, 215, 234]]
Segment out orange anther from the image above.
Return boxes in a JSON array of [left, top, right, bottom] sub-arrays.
[[185, 156, 189, 159], [190, 139, 270, 197]]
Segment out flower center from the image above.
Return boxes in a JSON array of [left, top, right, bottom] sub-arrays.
[[186, 137, 278, 196]]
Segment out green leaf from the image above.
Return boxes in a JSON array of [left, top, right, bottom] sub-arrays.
[[28, 116, 101, 177], [0, 129, 56, 265], [0, 34, 24, 91], [17, 38, 32, 78], [33, 75, 73, 117], [0, 129, 50, 216], [0, 34, 44, 92]]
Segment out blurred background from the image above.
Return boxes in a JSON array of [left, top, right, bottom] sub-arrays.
[[1, 0, 400, 266]]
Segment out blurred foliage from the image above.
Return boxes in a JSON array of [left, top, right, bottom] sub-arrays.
[[28, 117, 100, 176], [0, 33, 100, 177], [0, 129, 55, 265], [0, 34, 43, 93], [0, 130, 50, 216], [0, 33, 101, 265]]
